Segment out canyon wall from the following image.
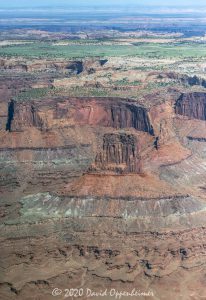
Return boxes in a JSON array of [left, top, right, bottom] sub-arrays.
[[2, 88, 206, 300], [6, 100, 45, 131], [0, 58, 108, 74], [175, 92, 206, 120], [91, 133, 141, 173], [6, 97, 154, 134]]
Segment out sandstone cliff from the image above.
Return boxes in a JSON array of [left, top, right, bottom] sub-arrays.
[[6, 100, 45, 132], [175, 92, 206, 120], [1, 86, 206, 300], [90, 133, 141, 173], [6, 97, 154, 134]]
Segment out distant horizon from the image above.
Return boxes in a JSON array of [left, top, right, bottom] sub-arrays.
[[1, 0, 206, 9]]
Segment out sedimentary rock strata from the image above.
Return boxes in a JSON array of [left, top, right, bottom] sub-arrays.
[[1, 60, 206, 300], [91, 133, 141, 173], [0, 58, 107, 74], [175, 92, 206, 120], [6, 100, 45, 131], [7, 97, 153, 134]]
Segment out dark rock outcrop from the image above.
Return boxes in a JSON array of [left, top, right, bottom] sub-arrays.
[[99, 59, 108, 66], [66, 61, 84, 75], [0, 58, 107, 75], [110, 103, 154, 134], [6, 100, 15, 131], [175, 92, 206, 120], [157, 72, 206, 88], [6, 101, 45, 132], [91, 133, 142, 173]]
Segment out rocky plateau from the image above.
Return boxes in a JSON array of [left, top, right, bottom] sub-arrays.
[[1, 54, 206, 300]]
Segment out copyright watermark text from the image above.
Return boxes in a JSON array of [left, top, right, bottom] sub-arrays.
[[52, 288, 154, 299]]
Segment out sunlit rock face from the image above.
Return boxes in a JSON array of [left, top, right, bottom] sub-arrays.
[[7, 97, 153, 134], [2, 71, 206, 299]]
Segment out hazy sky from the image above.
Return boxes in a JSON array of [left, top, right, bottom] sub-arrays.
[[1, 0, 206, 8]]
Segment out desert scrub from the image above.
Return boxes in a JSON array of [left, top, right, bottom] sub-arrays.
[[15, 87, 64, 101], [1, 41, 206, 59], [112, 78, 141, 86]]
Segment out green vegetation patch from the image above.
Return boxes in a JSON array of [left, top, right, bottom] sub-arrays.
[[16, 87, 51, 101], [112, 78, 141, 86], [16, 87, 64, 101], [1, 41, 206, 59]]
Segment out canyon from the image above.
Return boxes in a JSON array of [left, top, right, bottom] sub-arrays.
[[1, 80, 206, 299], [1, 13, 206, 299]]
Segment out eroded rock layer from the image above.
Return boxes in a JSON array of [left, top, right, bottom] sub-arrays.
[[1, 83, 206, 300], [175, 92, 206, 120], [6, 100, 45, 131], [7, 97, 153, 134], [0, 58, 107, 75], [91, 133, 141, 173]]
